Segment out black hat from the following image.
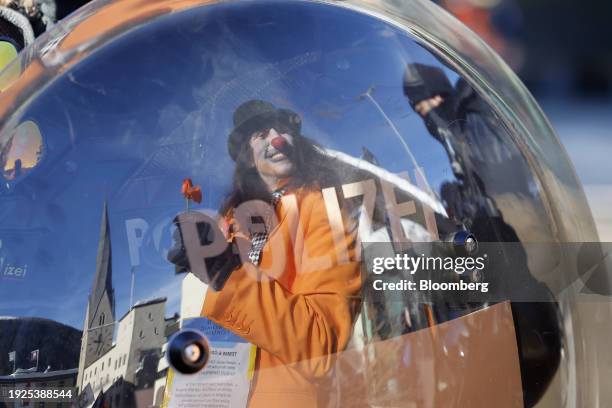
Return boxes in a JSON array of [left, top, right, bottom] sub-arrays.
[[227, 99, 302, 161]]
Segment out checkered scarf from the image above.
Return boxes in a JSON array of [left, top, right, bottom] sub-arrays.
[[247, 189, 285, 265]]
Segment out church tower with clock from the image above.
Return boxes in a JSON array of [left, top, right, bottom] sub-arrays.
[[77, 202, 116, 390]]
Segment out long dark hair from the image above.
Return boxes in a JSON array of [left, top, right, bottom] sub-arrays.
[[220, 134, 341, 215]]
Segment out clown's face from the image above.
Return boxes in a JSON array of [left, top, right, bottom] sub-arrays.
[[249, 127, 295, 191]]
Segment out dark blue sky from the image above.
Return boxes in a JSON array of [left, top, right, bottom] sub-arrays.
[[0, 0, 458, 329]]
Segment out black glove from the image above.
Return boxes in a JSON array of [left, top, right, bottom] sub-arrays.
[[403, 63, 459, 145], [403, 63, 453, 109], [167, 214, 248, 291]]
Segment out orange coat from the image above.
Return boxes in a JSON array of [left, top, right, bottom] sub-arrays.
[[201, 186, 361, 408]]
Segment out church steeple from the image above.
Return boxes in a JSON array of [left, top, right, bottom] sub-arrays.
[[88, 201, 115, 327], [77, 201, 118, 381]]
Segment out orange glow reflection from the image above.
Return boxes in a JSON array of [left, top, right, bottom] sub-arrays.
[[0, 120, 43, 180]]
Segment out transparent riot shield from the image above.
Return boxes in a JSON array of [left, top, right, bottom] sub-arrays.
[[0, 1, 610, 408]]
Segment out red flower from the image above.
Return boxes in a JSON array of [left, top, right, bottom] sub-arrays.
[[181, 178, 202, 204]]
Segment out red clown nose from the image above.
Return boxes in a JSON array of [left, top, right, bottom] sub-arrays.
[[271, 136, 288, 151]]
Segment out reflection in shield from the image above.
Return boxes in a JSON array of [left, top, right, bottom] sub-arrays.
[[0, 120, 43, 181], [74, 204, 180, 407], [0, 0, 608, 408]]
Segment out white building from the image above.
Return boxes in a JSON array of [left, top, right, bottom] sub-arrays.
[[79, 298, 166, 398]]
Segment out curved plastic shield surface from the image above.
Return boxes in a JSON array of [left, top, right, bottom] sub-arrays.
[[0, 1, 609, 408]]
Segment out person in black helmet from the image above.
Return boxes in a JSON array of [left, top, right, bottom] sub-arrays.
[[403, 62, 563, 408]]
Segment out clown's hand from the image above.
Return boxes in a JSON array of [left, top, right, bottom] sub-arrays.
[[167, 212, 248, 291]]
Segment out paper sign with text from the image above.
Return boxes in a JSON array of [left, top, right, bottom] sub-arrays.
[[162, 318, 256, 408]]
